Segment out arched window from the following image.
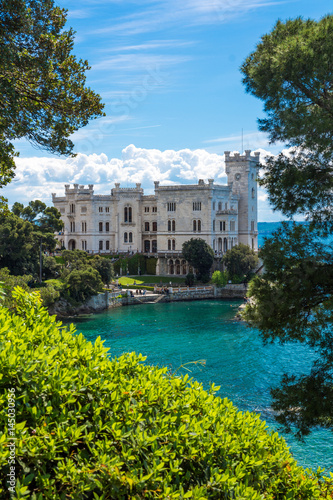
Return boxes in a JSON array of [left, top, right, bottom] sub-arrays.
[[70, 203, 75, 214], [152, 221, 157, 232], [172, 239, 176, 250], [124, 232, 128, 243], [198, 220, 201, 232], [152, 240, 157, 252], [172, 220, 175, 232], [105, 222, 109, 232], [99, 240, 103, 250], [145, 222, 150, 231], [182, 260, 187, 275], [129, 232, 133, 243], [168, 220, 171, 232], [168, 239, 171, 250], [124, 206, 132, 222], [169, 259, 174, 274], [193, 220, 196, 232], [218, 202, 222, 211], [99, 222, 103, 232]]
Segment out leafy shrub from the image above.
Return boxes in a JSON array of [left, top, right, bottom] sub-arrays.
[[0, 268, 32, 307], [42, 255, 62, 279], [65, 267, 104, 302], [211, 270, 228, 287], [185, 272, 195, 286], [1, 288, 332, 499], [146, 257, 157, 275], [38, 284, 60, 307]]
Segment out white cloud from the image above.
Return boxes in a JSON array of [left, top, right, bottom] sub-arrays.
[[5, 144, 288, 221]]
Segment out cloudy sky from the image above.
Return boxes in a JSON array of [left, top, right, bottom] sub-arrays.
[[7, 0, 330, 220]]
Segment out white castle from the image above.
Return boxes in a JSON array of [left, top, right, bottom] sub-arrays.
[[52, 150, 259, 275]]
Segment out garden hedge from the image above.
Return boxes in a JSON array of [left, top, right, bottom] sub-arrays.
[[1, 288, 333, 499]]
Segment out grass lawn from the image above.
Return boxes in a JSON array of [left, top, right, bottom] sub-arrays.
[[130, 276, 186, 284]]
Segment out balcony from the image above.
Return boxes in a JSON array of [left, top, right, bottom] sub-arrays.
[[216, 208, 238, 215]]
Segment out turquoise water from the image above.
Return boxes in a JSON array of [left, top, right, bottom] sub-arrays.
[[71, 300, 333, 473]]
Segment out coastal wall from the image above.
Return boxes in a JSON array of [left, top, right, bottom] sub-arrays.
[[51, 285, 247, 318]]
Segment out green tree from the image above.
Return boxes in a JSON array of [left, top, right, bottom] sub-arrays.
[[0, 212, 58, 275], [182, 238, 214, 283], [241, 15, 333, 437], [65, 267, 103, 302], [42, 255, 62, 279], [61, 249, 89, 270], [92, 255, 114, 286], [12, 200, 63, 232], [0, 0, 104, 196], [223, 244, 259, 281], [211, 270, 228, 287]]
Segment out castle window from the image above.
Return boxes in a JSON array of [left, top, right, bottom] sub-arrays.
[[252, 188, 255, 199], [251, 220, 255, 231], [145, 222, 150, 231], [144, 207, 149, 213], [81, 240, 87, 250], [167, 202, 176, 212], [168, 239, 171, 250], [152, 206, 157, 213], [129, 232, 133, 243], [168, 220, 172, 232], [172, 220, 175, 232], [124, 206, 132, 223], [152, 240, 157, 252], [99, 222, 103, 232], [198, 220, 201, 232], [172, 239, 176, 250], [105, 207, 110, 213], [225, 202, 228, 210], [70, 203, 75, 214], [230, 220, 235, 232], [70, 221, 75, 232], [213, 220, 215, 231], [193, 220, 196, 232], [106, 241, 110, 250], [99, 207, 103, 213], [99, 240, 103, 250], [124, 232, 128, 243], [218, 202, 222, 211], [193, 201, 201, 211], [81, 222, 87, 233], [105, 222, 110, 232], [152, 221, 157, 232]]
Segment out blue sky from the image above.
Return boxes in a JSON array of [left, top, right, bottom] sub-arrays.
[[7, 0, 331, 220]]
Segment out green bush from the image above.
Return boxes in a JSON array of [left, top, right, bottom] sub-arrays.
[[1, 288, 332, 499], [211, 270, 228, 287], [185, 273, 195, 286], [0, 268, 32, 307], [65, 267, 104, 302], [146, 257, 157, 275], [38, 284, 60, 307]]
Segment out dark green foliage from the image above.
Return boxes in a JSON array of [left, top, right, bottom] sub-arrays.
[[241, 15, 333, 437], [1, 288, 332, 499], [185, 273, 195, 286], [0, 213, 39, 275], [65, 267, 104, 302], [42, 255, 62, 279], [146, 257, 157, 275], [0, 268, 32, 307], [223, 244, 259, 280], [182, 238, 214, 279], [61, 249, 89, 270], [0, 0, 104, 188], [241, 16, 333, 154], [92, 255, 114, 285], [243, 224, 333, 437]]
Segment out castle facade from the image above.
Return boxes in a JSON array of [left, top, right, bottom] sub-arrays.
[[52, 150, 259, 275]]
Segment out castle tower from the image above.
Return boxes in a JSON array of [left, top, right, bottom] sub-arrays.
[[224, 150, 260, 251]]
